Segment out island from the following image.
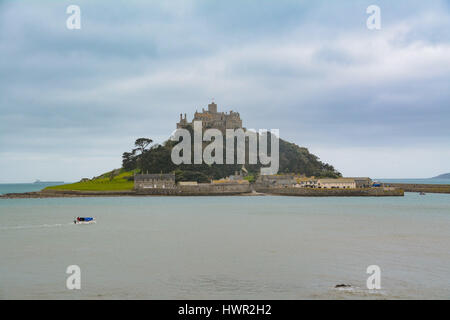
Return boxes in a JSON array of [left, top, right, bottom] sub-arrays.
[[0, 101, 410, 198], [432, 173, 450, 179]]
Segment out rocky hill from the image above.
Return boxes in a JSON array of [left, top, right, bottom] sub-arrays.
[[122, 135, 341, 182]]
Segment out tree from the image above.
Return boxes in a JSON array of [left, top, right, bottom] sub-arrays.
[[121, 135, 341, 180], [133, 138, 153, 155], [122, 152, 136, 171], [132, 138, 153, 172]]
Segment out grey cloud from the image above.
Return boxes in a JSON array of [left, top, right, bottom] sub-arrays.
[[0, 0, 449, 181]]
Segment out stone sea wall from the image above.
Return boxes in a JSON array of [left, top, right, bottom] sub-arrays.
[[254, 186, 404, 197], [384, 183, 450, 194], [0, 190, 137, 198], [1, 185, 405, 198], [136, 183, 252, 196]]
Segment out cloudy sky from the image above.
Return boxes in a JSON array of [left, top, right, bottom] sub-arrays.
[[1, 0, 449, 182]]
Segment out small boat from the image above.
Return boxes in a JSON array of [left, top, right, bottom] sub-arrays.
[[74, 217, 96, 224], [419, 192, 426, 195]]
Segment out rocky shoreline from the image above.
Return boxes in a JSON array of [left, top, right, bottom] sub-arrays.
[[0, 190, 137, 199], [0, 187, 405, 198]]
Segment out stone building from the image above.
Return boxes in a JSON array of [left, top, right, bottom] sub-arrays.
[[134, 173, 176, 189], [256, 174, 297, 187], [178, 181, 198, 186], [177, 101, 243, 133], [317, 178, 356, 189], [294, 178, 318, 188], [348, 177, 373, 188]]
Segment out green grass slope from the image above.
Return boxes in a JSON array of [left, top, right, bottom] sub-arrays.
[[45, 169, 136, 191]]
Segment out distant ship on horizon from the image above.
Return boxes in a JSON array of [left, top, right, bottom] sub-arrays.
[[33, 179, 64, 184]]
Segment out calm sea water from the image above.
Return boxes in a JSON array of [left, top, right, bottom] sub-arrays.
[[0, 184, 449, 299], [0, 182, 66, 195], [378, 178, 450, 185]]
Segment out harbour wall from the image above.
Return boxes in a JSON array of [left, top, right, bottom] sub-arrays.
[[0, 190, 136, 198], [254, 186, 404, 197], [1, 185, 406, 198], [136, 183, 252, 196], [384, 183, 450, 194]]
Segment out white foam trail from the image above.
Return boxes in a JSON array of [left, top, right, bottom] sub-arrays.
[[0, 223, 73, 230]]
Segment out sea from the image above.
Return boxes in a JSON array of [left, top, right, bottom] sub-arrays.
[[378, 178, 450, 185], [0, 180, 449, 299]]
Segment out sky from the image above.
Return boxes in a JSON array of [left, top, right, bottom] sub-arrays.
[[0, 0, 449, 182]]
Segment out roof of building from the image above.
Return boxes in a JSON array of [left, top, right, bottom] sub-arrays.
[[318, 178, 356, 183], [296, 178, 318, 183], [296, 177, 317, 181], [212, 179, 249, 184], [179, 181, 198, 186], [258, 174, 296, 180], [135, 173, 175, 181]]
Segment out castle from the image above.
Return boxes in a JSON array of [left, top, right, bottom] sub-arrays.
[[177, 101, 243, 133]]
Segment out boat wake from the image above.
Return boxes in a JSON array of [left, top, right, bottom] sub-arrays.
[[0, 223, 73, 230]]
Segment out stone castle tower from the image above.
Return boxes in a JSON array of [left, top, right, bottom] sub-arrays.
[[176, 101, 243, 133]]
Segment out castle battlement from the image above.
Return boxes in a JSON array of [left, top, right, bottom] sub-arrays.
[[176, 101, 243, 132]]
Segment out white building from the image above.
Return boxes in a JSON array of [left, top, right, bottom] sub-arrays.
[[317, 178, 356, 189]]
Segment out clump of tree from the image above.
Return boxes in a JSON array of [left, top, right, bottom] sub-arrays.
[[122, 138, 153, 171], [122, 135, 341, 182]]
